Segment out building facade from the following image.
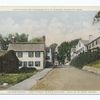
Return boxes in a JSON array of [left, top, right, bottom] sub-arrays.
[[71, 39, 89, 60], [8, 43, 45, 70], [75, 40, 89, 55], [46, 47, 52, 63], [87, 36, 100, 50]]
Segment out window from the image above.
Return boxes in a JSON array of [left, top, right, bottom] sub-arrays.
[[35, 61, 40, 67], [28, 52, 34, 57], [92, 42, 94, 47], [19, 61, 22, 66], [17, 52, 23, 58], [23, 61, 27, 67], [88, 45, 91, 49], [35, 51, 40, 57], [28, 61, 34, 67]]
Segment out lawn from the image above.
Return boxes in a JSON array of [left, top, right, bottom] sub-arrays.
[[0, 69, 38, 85], [87, 60, 100, 68]]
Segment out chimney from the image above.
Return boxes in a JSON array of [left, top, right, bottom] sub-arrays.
[[89, 35, 93, 42]]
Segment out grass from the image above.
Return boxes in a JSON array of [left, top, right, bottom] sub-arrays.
[[87, 60, 100, 68], [0, 70, 37, 85]]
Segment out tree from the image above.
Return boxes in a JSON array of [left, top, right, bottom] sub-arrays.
[[0, 33, 29, 50], [0, 34, 9, 50], [57, 38, 80, 64], [50, 43, 58, 63], [93, 11, 100, 24], [7, 33, 28, 43], [58, 42, 70, 64], [15, 33, 28, 42], [69, 38, 80, 48], [29, 37, 43, 43]]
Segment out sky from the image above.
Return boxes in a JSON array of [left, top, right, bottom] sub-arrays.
[[0, 11, 99, 46]]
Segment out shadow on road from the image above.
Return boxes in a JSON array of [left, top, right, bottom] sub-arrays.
[[53, 65, 70, 68]]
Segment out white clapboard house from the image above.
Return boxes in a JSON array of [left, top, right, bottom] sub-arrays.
[[87, 36, 100, 50], [75, 39, 89, 55], [71, 39, 89, 60], [8, 42, 45, 70]]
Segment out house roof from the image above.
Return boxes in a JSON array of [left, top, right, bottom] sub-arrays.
[[8, 43, 45, 51], [81, 40, 89, 45], [87, 36, 100, 45]]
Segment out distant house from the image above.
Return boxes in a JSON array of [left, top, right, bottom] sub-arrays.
[[46, 47, 52, 63], [75, 39, 89, 55], [87, 36, 100, 50], [0, 50, 19, 73], [8, 43, 45, 70], [54, 46, 59, 65], [71, 39, 89, 60]]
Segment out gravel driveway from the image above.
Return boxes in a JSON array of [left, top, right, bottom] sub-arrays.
[[32, 66, 100, 90]]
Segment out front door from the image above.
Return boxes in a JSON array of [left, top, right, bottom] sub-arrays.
[[23, 61, 27, 67]]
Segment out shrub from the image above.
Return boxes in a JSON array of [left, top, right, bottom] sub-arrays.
[[0, 50, 19, 73], [45, 61, 53, 68], [70, 49, 100, 69], [19, 67, 37, 73]]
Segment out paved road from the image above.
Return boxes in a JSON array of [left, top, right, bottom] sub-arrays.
[[32, 65, 100, 90]]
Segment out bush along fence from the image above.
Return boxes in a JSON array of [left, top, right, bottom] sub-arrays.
[[70, 49, 100, 69]]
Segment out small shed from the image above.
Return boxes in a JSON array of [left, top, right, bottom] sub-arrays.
[[0, 50, 19, 73]]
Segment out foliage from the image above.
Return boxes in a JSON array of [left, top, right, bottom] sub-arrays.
[[29, 37, 44, 43], [0, 50, 19, 73], [0, 69, 37, 85], [69, 38, 80, 48], [50, 43, 58, 63], [0, 33, 28, 50], [45, 61, 53, 68], [87, 60, 100, 68], [58, 42, 70, 64], [19, 67, 37, 73], [57, 39, 80, 64], [14, 33, 28, 42], [70, 49, 100, 69], [0, 34, 10, 50], [93, 11, 100, 24]]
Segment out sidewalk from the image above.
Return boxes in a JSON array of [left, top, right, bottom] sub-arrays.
[[8, 68, 52, 90], [83, 66, 100, 75]]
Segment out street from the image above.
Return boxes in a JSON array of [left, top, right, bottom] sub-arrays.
[[32, 65, 100, 90]]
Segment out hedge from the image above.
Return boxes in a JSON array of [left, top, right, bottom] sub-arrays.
[[70, 49, 100, 69]]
